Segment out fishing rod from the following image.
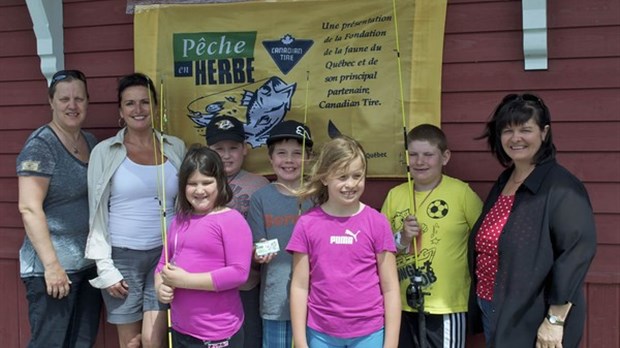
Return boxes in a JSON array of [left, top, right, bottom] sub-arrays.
[[298, 70, 311, 215], [151, 77, 174, 348], [391, 0, 428, 347]]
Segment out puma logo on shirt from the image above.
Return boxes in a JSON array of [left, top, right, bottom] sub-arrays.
[[330, 229, 361, 245]]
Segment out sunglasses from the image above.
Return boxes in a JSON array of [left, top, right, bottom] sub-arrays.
[[50, 70, 87, 87], [503, 93, 547, 109]]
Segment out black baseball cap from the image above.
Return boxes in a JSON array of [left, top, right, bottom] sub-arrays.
[[205, 116, 246, 145], [267, 120, 313, 148]]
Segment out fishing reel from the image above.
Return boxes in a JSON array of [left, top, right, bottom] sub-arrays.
[[406, 271, 429, 310]]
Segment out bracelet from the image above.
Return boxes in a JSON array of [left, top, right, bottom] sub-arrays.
[[394, 231, 410, 252], [395, 240, 408, 250], [394, 232, 405, 249]]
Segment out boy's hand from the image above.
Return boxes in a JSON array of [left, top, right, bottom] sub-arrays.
[[255, 251, 277, 264], [401, 215, 420, 247], [254, 239, 277, 263]]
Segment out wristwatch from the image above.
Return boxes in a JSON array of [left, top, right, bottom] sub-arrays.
[[546, 314, 565, 326]]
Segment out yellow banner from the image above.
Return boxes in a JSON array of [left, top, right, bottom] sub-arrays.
[[134, 0, 446, 177]]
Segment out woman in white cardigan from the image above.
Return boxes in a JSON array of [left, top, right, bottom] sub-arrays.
[[86, 73, 186, 348]]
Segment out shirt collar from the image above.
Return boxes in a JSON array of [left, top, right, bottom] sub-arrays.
[[110, 128, 172, 146], [499, 159, 556, 194]]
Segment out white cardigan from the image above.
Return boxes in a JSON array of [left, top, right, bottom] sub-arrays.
[[85, 128, 186, 289]]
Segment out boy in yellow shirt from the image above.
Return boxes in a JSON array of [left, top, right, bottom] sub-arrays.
[[381, 124, 482, 348]]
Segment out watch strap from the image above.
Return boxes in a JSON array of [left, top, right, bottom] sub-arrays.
[[546, 314, 565, 326]]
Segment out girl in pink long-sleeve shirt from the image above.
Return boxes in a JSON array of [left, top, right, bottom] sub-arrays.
[[156, 145, 253, 347]]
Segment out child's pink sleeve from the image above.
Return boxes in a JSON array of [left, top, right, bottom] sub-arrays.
[[210, 214, 253, 291]]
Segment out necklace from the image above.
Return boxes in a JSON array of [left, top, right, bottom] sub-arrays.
[[51, 123, 81, 154], [511, 166, 534, 184], [409, 178, 441, 252], [413, 177, 441, 214]]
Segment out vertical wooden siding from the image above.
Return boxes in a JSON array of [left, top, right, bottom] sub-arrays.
[[0, 0, 617, 347]]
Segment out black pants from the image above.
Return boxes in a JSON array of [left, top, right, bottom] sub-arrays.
[[240, 286, 262, 348], [172, 327, 244, 348]]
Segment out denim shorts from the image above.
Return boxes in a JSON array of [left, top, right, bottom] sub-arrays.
[[102, 246, 167, 324], [307, 326, 384, 348]]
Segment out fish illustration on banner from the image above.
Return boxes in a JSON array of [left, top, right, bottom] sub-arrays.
[[187, 76, 296, 148]]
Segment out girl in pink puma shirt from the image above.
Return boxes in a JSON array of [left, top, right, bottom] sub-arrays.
[[287, 136, 400, 348]]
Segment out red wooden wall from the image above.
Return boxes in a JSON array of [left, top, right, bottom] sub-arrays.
[[440, 1, 620, 347], [0, 0, 618, 347], [0, 0, 134, 347]]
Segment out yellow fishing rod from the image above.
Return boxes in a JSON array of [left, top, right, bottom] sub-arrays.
[[392, 1, 429, 347], [150, 77, 173, 348], [391, 0, 420, 260]]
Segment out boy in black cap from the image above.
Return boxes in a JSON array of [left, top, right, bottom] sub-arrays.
[[246, 120, 313, 348], [206, 115, 268, 348], [205, 115, 269, 216]]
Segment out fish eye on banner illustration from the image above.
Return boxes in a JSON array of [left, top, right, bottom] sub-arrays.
[[134, 0, 447, 177]]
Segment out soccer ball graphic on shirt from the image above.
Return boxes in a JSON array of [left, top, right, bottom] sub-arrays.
[[426, 199, 449, 219]]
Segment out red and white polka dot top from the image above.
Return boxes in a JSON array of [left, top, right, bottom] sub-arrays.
[[475, 194, 515, 301]]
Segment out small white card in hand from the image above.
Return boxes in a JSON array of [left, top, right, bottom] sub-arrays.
[[255, 239, 280, 256]]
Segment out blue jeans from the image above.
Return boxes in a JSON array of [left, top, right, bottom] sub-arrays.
[[307, 326, 384, 348], [263, 319, 292, 348], [23, 266, 102, 348], [477, 297, 495, 346]]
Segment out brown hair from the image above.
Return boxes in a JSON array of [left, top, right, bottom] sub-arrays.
[[175, 144, 233, 220]]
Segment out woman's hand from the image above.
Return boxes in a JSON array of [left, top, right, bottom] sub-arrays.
[[536, 318, 564, 348], [106, 280, 129, 298], [44, 261, 71, 299], [157, 283, 175, 304]]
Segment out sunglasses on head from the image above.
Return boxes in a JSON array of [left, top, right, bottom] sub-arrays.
[[503, 93, 546, 108], [50, 70, 87, 87]]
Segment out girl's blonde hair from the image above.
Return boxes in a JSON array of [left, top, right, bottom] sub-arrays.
[[298, 135, 367, 206]]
